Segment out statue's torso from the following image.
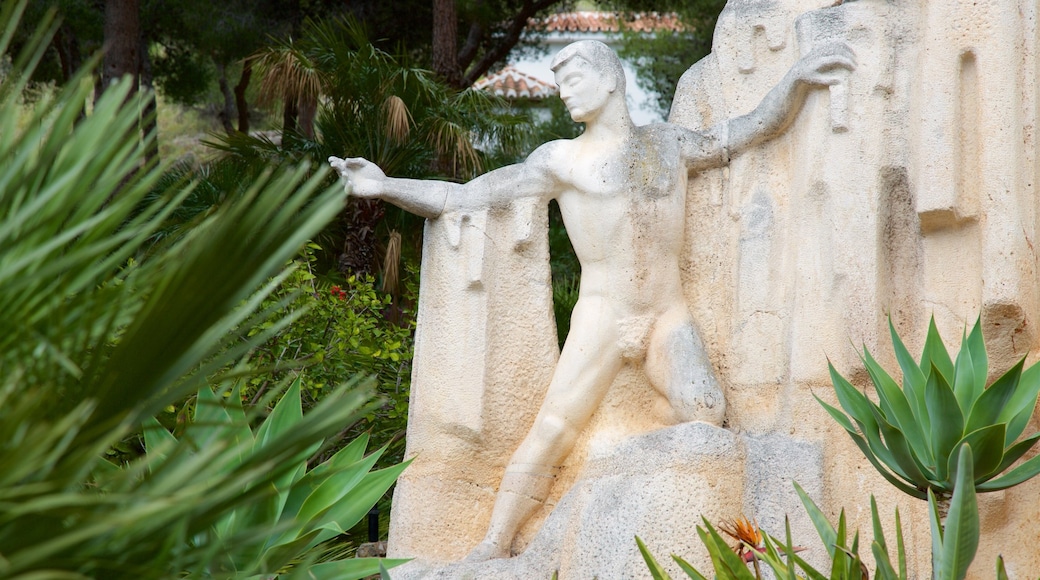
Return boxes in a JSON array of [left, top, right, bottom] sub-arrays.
[[549, 125, 689, 316]]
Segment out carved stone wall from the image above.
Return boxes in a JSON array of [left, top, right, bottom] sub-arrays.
[[389, 0, 1040, 577], [672, 0, 1040, 576]]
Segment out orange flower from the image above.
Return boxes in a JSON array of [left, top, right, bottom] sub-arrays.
[[718, 516, 764, 562]]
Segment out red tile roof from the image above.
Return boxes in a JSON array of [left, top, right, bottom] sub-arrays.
[[535, 11, 684, 33], [473, 65, 558, 100]]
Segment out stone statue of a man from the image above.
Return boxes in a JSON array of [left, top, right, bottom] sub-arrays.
[[330, 39, 854, 561]]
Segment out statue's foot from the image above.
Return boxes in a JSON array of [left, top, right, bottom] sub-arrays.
[[463, 540, 510, 562]]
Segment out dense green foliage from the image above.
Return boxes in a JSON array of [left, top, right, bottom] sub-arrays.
[[242, 249, 414, 465], [142, 379, 409, 578], [0, 2, 403, 577]]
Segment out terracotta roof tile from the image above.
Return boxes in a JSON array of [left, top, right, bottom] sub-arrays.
[[534, 11, 684, 33], [473, 65, 558, 100]]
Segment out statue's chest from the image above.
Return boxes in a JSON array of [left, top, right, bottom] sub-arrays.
[[563, 136, 681, 201]]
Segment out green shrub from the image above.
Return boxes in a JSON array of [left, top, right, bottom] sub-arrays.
[[242, 246, 414, 466], [0, 2, 405, 577]]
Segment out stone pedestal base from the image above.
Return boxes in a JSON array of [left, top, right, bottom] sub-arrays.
[[390, 423, 824, 579]]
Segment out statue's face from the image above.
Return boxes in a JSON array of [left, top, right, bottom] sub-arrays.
[[554, 57, 614, 123]]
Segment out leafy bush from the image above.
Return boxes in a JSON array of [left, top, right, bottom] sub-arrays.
[[0, 2, 404, 577], [244, 247, 414, 466]]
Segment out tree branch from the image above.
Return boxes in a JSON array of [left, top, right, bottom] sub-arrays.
[[460, 0, 563, 88], [456, 20, 484, 73]]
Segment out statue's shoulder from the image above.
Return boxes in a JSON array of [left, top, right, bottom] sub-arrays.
[[526, 139, 573, 173], [529, 138, 569, 159]]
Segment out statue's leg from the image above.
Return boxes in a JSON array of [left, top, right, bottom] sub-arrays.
[[466, 298, 624, 561], [644, 306, 725, 425]]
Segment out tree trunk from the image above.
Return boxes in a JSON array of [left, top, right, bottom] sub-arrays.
[[54, 26, 86, 121], [282, 99, 299, 137], [102, 0, 140, 94], [431, 0, 461, 87], [234, 59, 253, 134], [298, 96, 317, 139], [139, 33, 158, 163], [215, 61, 236, 135]]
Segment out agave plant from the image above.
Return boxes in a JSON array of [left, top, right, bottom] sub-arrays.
[[140, 379, 409, 578], [819, 318, 1040, 507]]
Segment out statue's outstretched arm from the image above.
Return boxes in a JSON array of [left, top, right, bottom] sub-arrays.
[[329, 144, 557, 219], [678, 43, 855, 171], [725, 43, 855, 155]]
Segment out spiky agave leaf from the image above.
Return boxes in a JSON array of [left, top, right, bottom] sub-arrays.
[[138, 378, 408, 578]]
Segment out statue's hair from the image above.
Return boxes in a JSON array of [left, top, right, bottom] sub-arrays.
[[550, 40, 626, 95]]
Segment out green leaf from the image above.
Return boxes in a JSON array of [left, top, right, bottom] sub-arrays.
[[829, 362, 882, 433], [996, 555, 1008, 580], [975, 451, 1040, 491], [873, 541, 899, 580], [987, 432, 1040, 479], [636, 536, 674, 580], [671, 554, 708, 580], [826, 365, 921, 484], [814, 394, 859, 434], [928, 489, 944, 574], [142, 417, 178, 464], [926, 365, 965, 482], [870, 496, 886, 555], [782, 517, 799, 580], [921, 316, 955, 386], [1000, 360, 1040, 444], [829, 512, 849, 579], [312, 461, 411, 543], [863, 348, 931, 466], [890, 319, 931, 439], [949, 424, 1005, 483], [940, 445, 980, 580], [698, 520, 757, 580], [303, 558, 410, 580], [952, 327, 977, 415], [966, 358, 1024, 434], [259, 529, 321, 573], [779, 547, 830, 580], [814, 398, 927, 497], [965, 318, 988, 402], [869, 402, 932, 487], [894, 506, 907, 580], [307, 432, 373, 479], [190, 385, 234, 447], [255, 378, 305, 452], [290, 450, 386, 531], [794, 481, 837, 559]]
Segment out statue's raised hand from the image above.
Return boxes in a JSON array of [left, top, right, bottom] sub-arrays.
[[792, 42, 856, 86], [328, 156, 386, 199]]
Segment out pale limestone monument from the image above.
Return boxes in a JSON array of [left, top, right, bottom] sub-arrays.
[[332, 0, 1040, 577], [333, 36, 851, 562]]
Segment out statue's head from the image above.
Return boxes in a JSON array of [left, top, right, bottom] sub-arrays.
[[551, 40, 627, 123]]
